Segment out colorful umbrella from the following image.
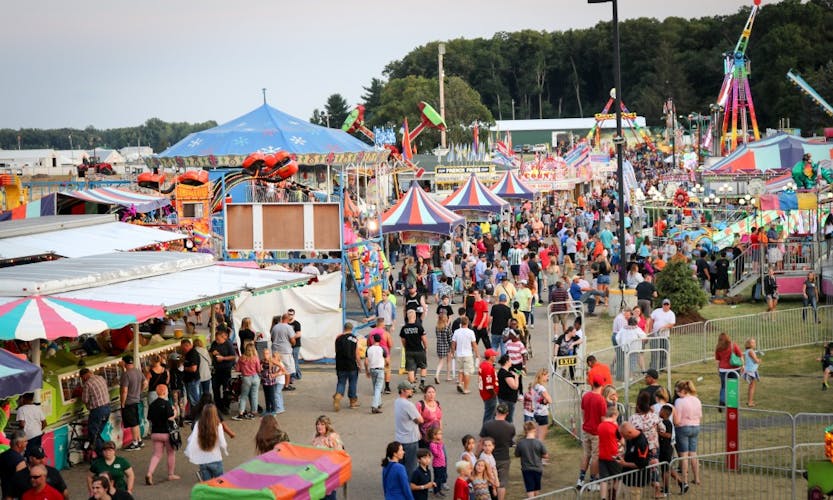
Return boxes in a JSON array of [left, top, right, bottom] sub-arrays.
[[0, 349, 42, 399], [489, 169, 536, 200], [0, 296, 164, 341], [382, 182, 464, 235], [706, 133, 833, 174], [442, 174, 510, 213]]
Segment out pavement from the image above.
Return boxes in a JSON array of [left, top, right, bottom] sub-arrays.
[[59, 299, 555, 499]]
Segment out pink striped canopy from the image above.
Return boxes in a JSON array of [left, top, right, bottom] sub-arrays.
[[489, 169, 536, 200], [442, 174, 510, 213], [382, 182, 464, 235], [61, 187, 171, 213]]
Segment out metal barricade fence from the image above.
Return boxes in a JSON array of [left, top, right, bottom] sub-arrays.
[[704, 305, 833, 354], [792, 442, 828, 493], [579, 461, 667, 499], [548, 368, 582, 439], [667, 321, 707, 368], [793, 413, 833, 449], [668, 446, 795, 499], [529, 486, 579, 500], [696, 404, 796, 460]]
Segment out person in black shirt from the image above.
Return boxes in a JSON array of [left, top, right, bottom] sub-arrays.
[[694, 251, 711, 295], [2, 432, 29, 499], [209, 328, 237, 415], [410, 449, 435, 500], [496, 355, 520, 424], [237, 317, 256, 346], [144, 385, 179, 485], [288, 309, 303, 386], [404, 285, 428, 326], [618, 422, 651, 495], [435, 295, 454, 318], [635, 274, 657, 318], [489, 294, 513, 355], [179, 339, 201, 414], [12, 447, 68, 499], [400, 310, 428, 391], [333, 323, 361, 411]]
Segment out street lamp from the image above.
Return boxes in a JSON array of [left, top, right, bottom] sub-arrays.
[[588, 0, 627, 290]]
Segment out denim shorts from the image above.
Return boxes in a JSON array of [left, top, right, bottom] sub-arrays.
[[675, 425, 700, 453], [597, 274, 611, 285]]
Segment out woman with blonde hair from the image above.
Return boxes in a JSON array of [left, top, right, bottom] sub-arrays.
[[254, 414, 290, 454], [234, 342, 261, 420], [528, 368, 552, 441], [184, 403, 228, 480], [673, 380, 702, 493], [261, 349, 287, 415], [562, 255, 575, 284], [312, 415, 344, 451]]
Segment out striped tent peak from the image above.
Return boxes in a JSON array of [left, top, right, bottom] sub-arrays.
[[489, 170, 536, 199], [442, 174, 510, 211], [382, 182, 464, 227]]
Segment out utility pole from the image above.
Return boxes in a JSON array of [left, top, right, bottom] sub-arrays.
[[438, 43, 447, 148]]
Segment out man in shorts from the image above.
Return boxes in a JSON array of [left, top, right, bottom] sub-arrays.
[[270, 313, 296, 388], [400, 309, 428, 392], [119, 355, 146, 451], [451, 316, 478, 394], [577, 375, 606, 489]]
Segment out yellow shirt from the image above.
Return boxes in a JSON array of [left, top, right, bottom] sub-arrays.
[[512, 310, 527, 331]]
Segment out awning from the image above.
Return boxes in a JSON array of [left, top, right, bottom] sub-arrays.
[[0, 349, 42, 398], [58, 187, 171, 213], [57, 265, 311, 313], [0, 221, 186, 260]]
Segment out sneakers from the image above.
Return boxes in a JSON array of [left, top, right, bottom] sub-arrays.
[[232, 414, 245, 421], [244, 412, 256, 420], [575, 479, 584, 490], [371, 407, 383, 414], [284, 385, 297, 391], [823, 382, 829, 391], [384, 388, 392, 395], [124, 442, 141, 451]]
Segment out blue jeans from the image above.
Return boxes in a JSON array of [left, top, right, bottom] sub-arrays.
[[490, 335, 505, 356], [498, 398, 516, 424], [523, 310, 534, 326], [291, 345, 302, 381], [185, 380, 201, 410], [263, 384, 276, 414], [273, 381, 285, 413], [199, 461, 224, 480], [87, 405, 111, 455], [803, 296, 819, 322], [370, 368, 385, 409], [239, 374, 260, 414], [483, 397, 497, 424], [402, 441, 419, 477], [336, 370, 358, 399], [200, 379, 212, 397]]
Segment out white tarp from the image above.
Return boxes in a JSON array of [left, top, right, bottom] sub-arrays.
[[233, 272, 342, 361], [57, 265, 309, 312], [0, 222, 186, 260]]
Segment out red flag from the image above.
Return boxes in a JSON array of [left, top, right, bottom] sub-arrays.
[[402, 118, 413, 163], [505, 131, 513, 152], [473, 123, 479, 154]]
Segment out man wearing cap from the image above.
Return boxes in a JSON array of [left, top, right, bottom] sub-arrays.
[[394, 381, 423, 477], [489, 294, 513, 355], [577, 375, 607, 489], [451, 317, 478, 394], [478, 349, 499, 423], [120, 355, 146, 451], [12, 447, 67, 500], [493, 275, 516, 302], [364, 333, 387, 414], [79, 368, 111, 456], [639, 369, 664, 404], [479, 403, 515, 500], [648, 299, 676, 371]]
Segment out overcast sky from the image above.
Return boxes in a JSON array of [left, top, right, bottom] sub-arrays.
[[1, 0, 774, 130]]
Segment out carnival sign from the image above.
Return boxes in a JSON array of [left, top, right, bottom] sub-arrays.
[[400, 231, 444, 246]]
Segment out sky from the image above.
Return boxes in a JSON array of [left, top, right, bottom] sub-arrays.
[[1, 0, 775, 131]]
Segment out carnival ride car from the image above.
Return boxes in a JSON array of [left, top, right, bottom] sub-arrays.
[[76, 156, 115, 177]]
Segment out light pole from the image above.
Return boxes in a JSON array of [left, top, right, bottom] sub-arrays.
[[438, 42, 447, 148], [589, 0, 627, 289], [321, 112, 330, 128]]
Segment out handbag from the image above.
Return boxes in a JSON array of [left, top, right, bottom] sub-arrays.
[[168, 421, 182, 450], [729, 344, 743, 368]]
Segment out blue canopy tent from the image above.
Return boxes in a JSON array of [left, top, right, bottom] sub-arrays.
[[0, 348, 42, 399], [149, 103, 387, 169]]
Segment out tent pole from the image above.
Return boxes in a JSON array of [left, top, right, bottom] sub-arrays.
[[30, 339, 41, 404], [133, 323, 140, 363], [327, 165, 332, 202]]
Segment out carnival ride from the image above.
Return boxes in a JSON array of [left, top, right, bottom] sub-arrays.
[[792, 155, 833, 189], [137, 169, 210, 193], [586, 89, 654, 150], [704, 0, 762, 155], [0, 173, 27, 211], [786, 69, 833, 118]]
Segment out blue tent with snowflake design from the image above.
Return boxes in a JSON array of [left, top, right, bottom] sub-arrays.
[[151, 103, 386, 169]]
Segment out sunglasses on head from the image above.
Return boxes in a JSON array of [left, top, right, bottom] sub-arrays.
[[30, 475, 43, 479]]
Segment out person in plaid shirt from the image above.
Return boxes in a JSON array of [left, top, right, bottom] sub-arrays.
[[80, 368, 112, 455]]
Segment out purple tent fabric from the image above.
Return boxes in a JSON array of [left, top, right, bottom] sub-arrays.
[[0, 349, 42, 399]]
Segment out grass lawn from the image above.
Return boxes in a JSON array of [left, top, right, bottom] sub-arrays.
[[512, 299, 833, 497]]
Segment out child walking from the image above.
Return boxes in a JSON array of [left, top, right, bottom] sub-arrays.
[[658, 404, 682, 496], [743, 338, 761, 406], [515, 421, 549, 498], [427, 426, 447, 494], [470, 460, 492, 500]]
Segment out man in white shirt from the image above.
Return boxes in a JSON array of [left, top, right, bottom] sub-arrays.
[[616, 317, 648, 375], [442, 253, 456, 280], [15, 392, 46, 457], [301, 260, 321, 276], [451, 316, 479, 394], [364, 333, 387, 414], [648, 299, 676, 371], [375, 291, 396, 333]]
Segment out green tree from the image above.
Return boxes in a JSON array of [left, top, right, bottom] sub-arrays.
[[361, 77, 386, 124], [654, 260, 708, 319]]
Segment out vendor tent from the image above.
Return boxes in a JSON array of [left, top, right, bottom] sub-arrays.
[[0, 188, 170, 221], [442, 173, 510, 213], [382, 182, 465, 235], [0, 348, 42, 398], [192, 442, 351, 500], [705, 133, 833, 174], [489, 169, 536, 200], [153, 103, 387, 169], [0, 296, 164, 341]]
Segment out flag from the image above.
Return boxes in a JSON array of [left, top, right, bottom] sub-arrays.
[[564, 142, 590, 169], [473, 123, 479, 156], [506, 132, 513, 152], [401, 118, 413, 163]]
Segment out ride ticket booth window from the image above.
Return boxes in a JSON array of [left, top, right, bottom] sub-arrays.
[[182, 202, 204, 218]]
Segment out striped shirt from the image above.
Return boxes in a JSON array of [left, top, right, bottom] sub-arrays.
[[82, 374, 110, 410], [505, 339, 527, 366]]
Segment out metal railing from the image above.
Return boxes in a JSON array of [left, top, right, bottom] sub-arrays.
[[579, 461, 667, 499], [547, 369, 582, 440]]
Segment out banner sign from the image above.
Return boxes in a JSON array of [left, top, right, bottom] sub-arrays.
[[401, 231, 443, 246], [590, 154, 614, 173]]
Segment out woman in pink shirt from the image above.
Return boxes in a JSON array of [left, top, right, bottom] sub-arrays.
[[673, 380, 702, 492], [234, 343, 262, 420]]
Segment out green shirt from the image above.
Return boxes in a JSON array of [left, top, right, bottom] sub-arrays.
[[90, 456, 132, 491], [515, 288, 533, 312]]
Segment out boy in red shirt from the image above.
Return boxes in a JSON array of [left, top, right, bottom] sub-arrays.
[[453, 460, 472, 500], [597, 407, 623, 500], [577, 375, 607, 489]]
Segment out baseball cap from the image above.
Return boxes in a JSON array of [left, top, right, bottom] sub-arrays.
[[645, 369, 659, 379], [102, 441, 117, 450], [484, 348, 498, 358], [662, 299, 671, 305], [29, 447, 46, 459], [397, 381, 416, 392], [501, 275, 509, 281], [121, 355, 133, 364], [520, 279, 528, 285], [498, 294, 508, 302]]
